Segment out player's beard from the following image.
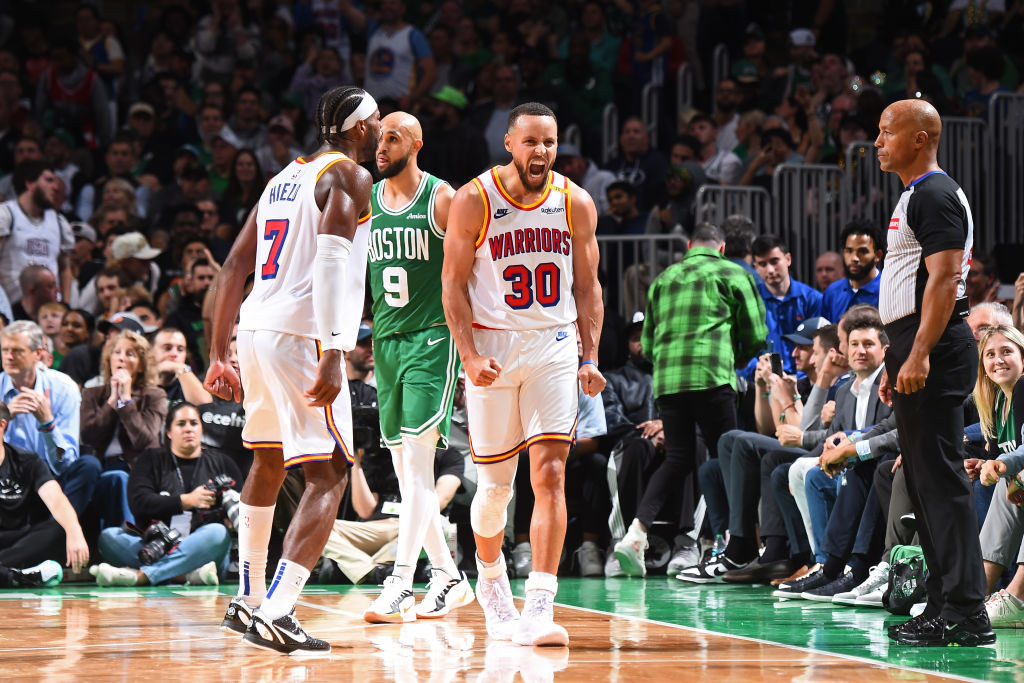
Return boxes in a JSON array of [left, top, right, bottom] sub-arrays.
[[379, 152, 410, 179], [32, 186, 54, 211], [514, 156, 552, 192]]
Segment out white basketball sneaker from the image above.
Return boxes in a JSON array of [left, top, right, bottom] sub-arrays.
[[513, 590, 569, 647], [475, 572, 520, 640]]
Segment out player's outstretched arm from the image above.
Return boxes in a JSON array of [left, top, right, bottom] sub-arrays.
[[442, 181, 501, 387], [569, 181, 606, 398], [205, 206, 258, 401], [306, 161, 374, 407]]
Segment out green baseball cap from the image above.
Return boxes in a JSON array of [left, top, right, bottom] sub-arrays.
[[432, 85, 467, 110]]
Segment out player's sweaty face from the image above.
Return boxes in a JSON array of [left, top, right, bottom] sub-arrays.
[[507, 114, 557, 192]]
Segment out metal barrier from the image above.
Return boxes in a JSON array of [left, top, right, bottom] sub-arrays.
[[772, 164, 845, 280], [938, 117, 989, 233], [641, 83, 660, 147], [596, 234, 688, 318], [842, 142, 903, 230], [694, 185, 773, 233], [988, 93, 1024, 247], [602, 103, 619, 166], [711, 44, 729, 102], [676, 62, 694, 113]]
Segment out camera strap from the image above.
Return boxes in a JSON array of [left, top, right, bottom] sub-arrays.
[[170, 452, 200, 539]]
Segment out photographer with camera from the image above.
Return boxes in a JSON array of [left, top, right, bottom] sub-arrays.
[[91, 402, 242, 586]]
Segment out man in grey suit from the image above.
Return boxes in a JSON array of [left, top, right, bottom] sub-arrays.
[[771, 314, 893, 598]]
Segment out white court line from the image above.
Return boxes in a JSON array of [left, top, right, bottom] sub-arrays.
[[543, 599, 987, 683], [295, 599, 366, 620]]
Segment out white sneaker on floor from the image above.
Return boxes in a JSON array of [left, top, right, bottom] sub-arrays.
[[475, 572, 520, 640], [604, 551, 625, 578], [416, 570, 475, 618], [90, 563, 139, 587], [986, 589, 1024, 628], [512, 542, 532, 578], [833, 562, 889, 607], [363, 575, 416, 623], [185, 561, 219, 586], [513, 590, 569, 647], [576, 541, 604, 577], [612, 533, 648, 577], [666, 536, 700, 575]]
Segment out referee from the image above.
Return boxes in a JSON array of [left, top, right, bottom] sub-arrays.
[[875, 99, 994, 647]]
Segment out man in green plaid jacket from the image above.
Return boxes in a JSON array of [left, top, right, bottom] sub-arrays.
[[613, 221, 767, 576]]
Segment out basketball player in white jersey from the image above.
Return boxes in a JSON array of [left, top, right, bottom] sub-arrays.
[[442, 102, 605, 646], [205, 86, 381, 655]]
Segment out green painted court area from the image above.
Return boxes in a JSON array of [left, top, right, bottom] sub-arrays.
[[3, 578, 1022, 681]]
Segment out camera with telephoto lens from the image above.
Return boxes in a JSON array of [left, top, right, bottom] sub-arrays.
[[195, 474, 240, 528], [138, 521, 182, 565], [352, 404, 384, 455]]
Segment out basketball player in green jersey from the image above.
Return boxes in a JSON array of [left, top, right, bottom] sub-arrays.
[[362, 112, 474, 623]]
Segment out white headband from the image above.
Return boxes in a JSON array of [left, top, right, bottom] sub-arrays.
[[323, 93, 378, 135]]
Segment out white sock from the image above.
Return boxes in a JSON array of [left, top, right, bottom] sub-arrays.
[[476, 552, 506, 580], [524, 571, 558, 595], [394, 430, 453, 585], [237, 502, 275, 607], [260, 559, 310, 620]]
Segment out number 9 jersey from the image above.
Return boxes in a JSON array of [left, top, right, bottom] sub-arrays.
[[468, 168, 577, 330], [367, 172, 450, 337], [238, 152, 372, 350]]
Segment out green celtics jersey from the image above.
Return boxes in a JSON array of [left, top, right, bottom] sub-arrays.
[[368, 172, 449, 339]]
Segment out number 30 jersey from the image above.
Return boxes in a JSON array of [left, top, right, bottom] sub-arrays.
[[469, 168, 577, 330], [367, 172, 449, 339], [238, 152, 371, 351]]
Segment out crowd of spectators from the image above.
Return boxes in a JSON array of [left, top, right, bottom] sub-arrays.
[[0, 2, 1024, 648]]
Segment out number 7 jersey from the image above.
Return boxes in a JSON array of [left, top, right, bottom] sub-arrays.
[[469, 168, 577, 330], [367, 172, 449, 338], [238, 152, 371, 351]]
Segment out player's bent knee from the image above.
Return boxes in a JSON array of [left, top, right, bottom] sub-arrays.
[[470, 483, 513, 537]]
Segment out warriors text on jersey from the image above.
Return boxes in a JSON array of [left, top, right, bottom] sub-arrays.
[[469, 168, 577, 330], [367, 172, 448, 338], [238, 152, 371, 350]]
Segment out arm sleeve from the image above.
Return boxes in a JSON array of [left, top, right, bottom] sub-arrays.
[[906, 181, 969, 257], [115, 387, 168, 456], [410, 29, 432, 60], [39, 375, 81, 471], [312, 234, 353, 350]]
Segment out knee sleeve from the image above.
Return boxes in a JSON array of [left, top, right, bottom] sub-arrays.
[[471, 482, 513, 538]]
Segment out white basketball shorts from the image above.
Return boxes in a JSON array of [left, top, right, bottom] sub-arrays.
[[237, 330, 354, 467], [466, 323, 579, 464]]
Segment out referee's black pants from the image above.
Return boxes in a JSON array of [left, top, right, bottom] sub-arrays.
[[885, 317, 985, 622]]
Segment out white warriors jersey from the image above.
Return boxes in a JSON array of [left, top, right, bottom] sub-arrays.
[[238, 152, 371, 351], [469, 168, 577, 330]]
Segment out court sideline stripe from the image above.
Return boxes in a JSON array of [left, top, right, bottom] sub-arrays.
[[539, 598, 986, 683]]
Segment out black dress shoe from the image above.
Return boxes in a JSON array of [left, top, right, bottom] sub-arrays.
[[722, 557, 803, 584]]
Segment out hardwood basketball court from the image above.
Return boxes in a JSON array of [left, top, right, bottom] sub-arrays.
[[0, 579, 1017, 681]]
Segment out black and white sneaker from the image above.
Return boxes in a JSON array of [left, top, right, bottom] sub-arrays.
[[243, 608, 331, 655], [416, 570, 475, 619], [772, 566, 830, 599], [221, 597, 254, 634], [675, 555, 743, 584]]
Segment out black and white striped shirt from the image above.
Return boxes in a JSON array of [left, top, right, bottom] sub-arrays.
[[878, 171, 973, 325]]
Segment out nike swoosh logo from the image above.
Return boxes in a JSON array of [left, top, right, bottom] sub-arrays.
[[282, 628, 308, 643], [372, 213, 383, 221], [427, 338, 444, 346], [331, 331, 341, 336]]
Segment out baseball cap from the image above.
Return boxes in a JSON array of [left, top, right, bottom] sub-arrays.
[[111, 232, 162, 261], [558, 143, 581, 158], [432, 85, 467, 110], [71, 222, 97, 242], [212, 126, 243, 148], [268, 114, 294, 134], [744, 23, 766, 42], [789, 28, 816, 48], [782, 316, 832, 346], [357, 321, 373, 342], [98, 311, 146, 336], [128, 102, 156, 118], [732, 60, 760, 83]]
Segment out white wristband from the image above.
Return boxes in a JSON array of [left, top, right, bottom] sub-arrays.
[[313, 233, 353, 351]]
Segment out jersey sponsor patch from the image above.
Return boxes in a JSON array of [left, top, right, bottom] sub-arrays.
[[888, 218, 899, 230]]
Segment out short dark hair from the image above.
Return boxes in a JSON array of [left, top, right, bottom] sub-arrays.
[[691, 222, 725, 244], [972, 250, 997, 277], [165, 400, 199, 434], [750, 234, 789, 258], [966, 46, 1005, 82], [689, 113, 717, 129], [189, 258, 212, 276], [0, 402, 10, 424], [673, 134, 701, 157], [763, 128, 794, 149], [812, 323, 840, 351], [840, 303, 882, 335], [722, 217, 757, 259], [508, 102, 556, 132], [97, 265, 130, 288], [845, 316, 889, 346], [12, 160, 52, 194], [66, 308, 96, 335], [606, 181, 637, 198], [839, 218, 883, 253]]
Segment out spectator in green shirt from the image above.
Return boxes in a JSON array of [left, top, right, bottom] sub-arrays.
[[611, 222, 768, 576]]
